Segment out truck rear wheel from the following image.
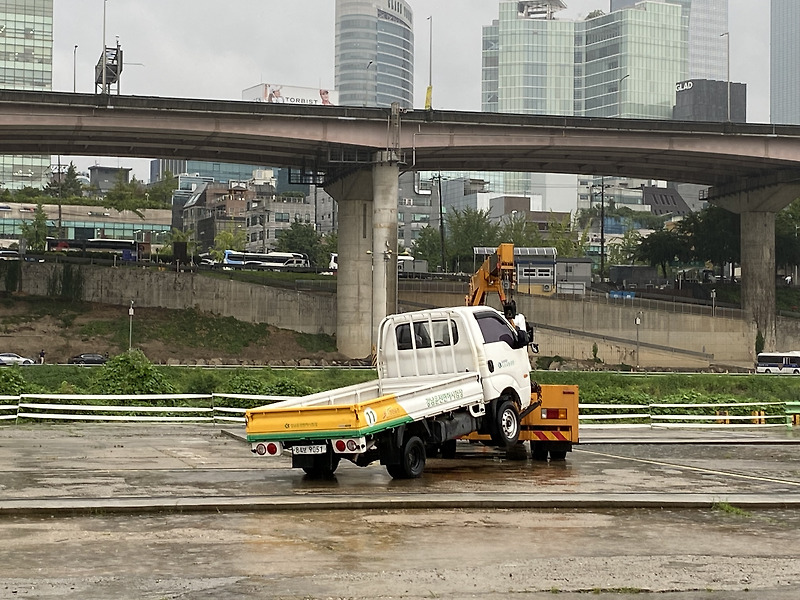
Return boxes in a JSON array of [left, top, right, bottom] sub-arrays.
[[491, 399, 520, 448], [386, 435, 426, 479]]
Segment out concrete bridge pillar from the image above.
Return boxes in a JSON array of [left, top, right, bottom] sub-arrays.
[[325, 152, 399, 358], [713, 180, 800, 353], [740, 210, 777, 350]]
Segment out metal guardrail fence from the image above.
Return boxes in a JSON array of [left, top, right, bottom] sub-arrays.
[[0, 395, 796, 429]]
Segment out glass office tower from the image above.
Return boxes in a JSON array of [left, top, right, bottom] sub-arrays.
[[771, 0, 800, 124], [611, 0, 727, 81], [0, 0, 53, 190], [479, 1, 686, 199], [334, 0, 414, 108]]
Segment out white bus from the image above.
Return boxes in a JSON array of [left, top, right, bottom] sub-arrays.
[[222, 250, 310, 269], [756, 351, 800, 374]]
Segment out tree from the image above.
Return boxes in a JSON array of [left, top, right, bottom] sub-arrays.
[[636, 228, 689, 277], [607, 225, 642, 266], [211, 227, 246, 262], [45, 163, 83, 199], [412, 225, 444, 272], [498, 213, 543, 247], [147, 171, 178, 206], [586, 9, 605, 19], [445, 208, 499, 272], [162, 228, 196, 258], [677, 206, 740, 267], [545, 213, 588, 259], [275, 222, 323, 265], [103, 173, 148, 217], [19, 203, 49, 252]]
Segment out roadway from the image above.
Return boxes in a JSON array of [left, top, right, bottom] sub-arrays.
[[1, 424, 800, 599]]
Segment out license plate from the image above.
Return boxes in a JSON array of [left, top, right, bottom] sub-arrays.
[[292, 445, 327, 455]]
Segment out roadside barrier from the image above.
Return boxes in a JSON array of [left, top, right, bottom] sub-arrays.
[[786, 401, 800, 427], [0, 395, 795, 429], [580, 400, 787, 429], [0, 396, 18, 421], [16, 394, 215, 423]]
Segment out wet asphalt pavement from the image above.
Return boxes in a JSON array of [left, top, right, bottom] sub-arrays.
[[1, 424, 800, 599]]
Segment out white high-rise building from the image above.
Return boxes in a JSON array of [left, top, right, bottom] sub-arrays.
[[771, 0, 800, 124], [0, 0, 53, 190], [334, 0, 414, 108]]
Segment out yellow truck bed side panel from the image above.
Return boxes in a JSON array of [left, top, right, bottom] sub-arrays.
[[246, 394, 411, 441]]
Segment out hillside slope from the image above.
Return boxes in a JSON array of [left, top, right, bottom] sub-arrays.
[[0, 298, 352, 365]]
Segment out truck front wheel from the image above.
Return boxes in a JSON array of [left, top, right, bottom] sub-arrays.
[[386, 435, 426, 479], [491, 399, 520, 448]]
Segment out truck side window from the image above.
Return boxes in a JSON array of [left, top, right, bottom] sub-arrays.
[[475, 313, 516, 347], [413, 323, 432, 348], [396, 324, 413, 350], [431, 320, 458, 347]]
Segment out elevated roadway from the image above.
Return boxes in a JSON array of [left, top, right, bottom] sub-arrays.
[[1, 91, 799, 355]]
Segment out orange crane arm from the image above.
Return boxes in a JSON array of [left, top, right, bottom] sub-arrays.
[[466, 243, 516, 309]]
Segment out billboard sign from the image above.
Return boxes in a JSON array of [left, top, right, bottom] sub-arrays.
[[242, 83, 338, 106]]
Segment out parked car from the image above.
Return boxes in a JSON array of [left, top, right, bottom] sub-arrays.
[[68, 353, 108, 365], [0, 353, 35, 366]]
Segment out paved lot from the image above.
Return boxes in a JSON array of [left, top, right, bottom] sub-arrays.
[[1, 424, 799, 599]]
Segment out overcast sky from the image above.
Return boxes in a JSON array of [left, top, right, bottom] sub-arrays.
[[51, 1, 770, 180]]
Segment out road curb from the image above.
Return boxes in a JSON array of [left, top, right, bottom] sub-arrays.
[[2, 493, 800, 517]]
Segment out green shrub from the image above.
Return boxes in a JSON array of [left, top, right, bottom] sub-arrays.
[[92, 349, 175, 395], [182, 369, 222, 394], [0, 368, 27, 395], [265, 378, 316, 396], [222, 371, 272, 395]]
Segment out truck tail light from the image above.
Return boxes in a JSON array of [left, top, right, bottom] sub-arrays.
[[332, 437, 367, 454], [541, 408, 567, 420], [252, 441, 282, 456]]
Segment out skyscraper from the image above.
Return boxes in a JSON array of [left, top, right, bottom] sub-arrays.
[[610, 0, 728, 81], [334, 0, 414, 108], [771, 0, 800, 124], [0, 0, 53, 190], [479, 1, 686, 202]]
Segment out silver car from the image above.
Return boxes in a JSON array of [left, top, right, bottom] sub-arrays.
[[0, 353, 35, 366]]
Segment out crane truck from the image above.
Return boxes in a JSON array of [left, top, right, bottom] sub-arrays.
[[244, 244, 578, 478]]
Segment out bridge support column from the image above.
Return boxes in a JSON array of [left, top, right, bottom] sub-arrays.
[[714, 181, 800, 354], [740, 210, 777, 351], [325, 152, 399, 358], [372, 151, 399, 340], [326, 171, 374, 358]]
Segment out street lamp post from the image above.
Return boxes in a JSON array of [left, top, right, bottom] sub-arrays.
[[721, 32, 730, 121], [426, 16, 433, 110], [618, 74, 629, 117], [635, 311, 642, 369], [128, 300, 134, 350], [73, 45, 78, 92]]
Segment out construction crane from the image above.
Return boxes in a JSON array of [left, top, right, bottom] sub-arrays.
[[466, 243, 538, 353]]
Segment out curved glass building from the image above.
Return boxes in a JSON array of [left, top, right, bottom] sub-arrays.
[[335, 0, 414, 108]]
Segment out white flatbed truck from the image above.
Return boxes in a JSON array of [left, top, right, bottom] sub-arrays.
[[246, 305, 540, 478]]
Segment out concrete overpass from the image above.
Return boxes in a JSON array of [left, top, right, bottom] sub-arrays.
[[1, 90, 800, 356]]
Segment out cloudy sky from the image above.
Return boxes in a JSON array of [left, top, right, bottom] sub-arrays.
[[52, 1, 771, 180]]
